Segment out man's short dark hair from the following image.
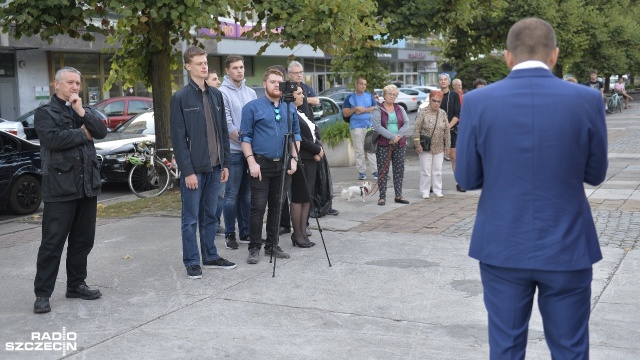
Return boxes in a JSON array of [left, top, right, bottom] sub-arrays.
[[225, 54, 244, 69], [590, 69, 598, 75], [355, 77, 366, 84], [473, 78, 488, 88], [183, 46, 206, 64], [506, 18, 557, 63], [266, 65, 286, 77]]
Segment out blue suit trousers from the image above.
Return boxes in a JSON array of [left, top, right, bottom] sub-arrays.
[[479, 263, 592, 360]]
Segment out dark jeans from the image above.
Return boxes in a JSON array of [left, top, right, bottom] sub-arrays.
[[248, 158, 290, 251], [34, 197, 98, 297]]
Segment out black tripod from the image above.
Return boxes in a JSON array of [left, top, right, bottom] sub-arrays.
[[270, 87, 332, 277]]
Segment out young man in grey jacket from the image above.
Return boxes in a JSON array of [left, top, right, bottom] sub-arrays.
[[218, 54, 257, 250]]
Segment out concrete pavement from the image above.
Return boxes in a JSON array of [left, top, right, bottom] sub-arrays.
[[1, 105, 639, 359]]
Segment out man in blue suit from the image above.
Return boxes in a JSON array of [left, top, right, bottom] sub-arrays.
[[455, 18, 608, 359]]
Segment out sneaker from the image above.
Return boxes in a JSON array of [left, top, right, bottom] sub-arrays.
[[373, 172, 379, 180], [264, 245, 290, 259], [33, 297, 51, 314], [444, 155, 451, 161], [247, 248, 260, 264], [238, 235, 250, 243], [203, 257, 236, 269], [186, 265, 202, 279], [422, 194, 430, 199], [358, 173, 366, 180], [435, 193, 444, 198], [225, 234, 239, 250]]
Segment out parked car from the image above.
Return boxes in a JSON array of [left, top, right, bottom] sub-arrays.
[[95, 110, 155, 183], [373, 89, 418, 112], [0, 131, 42, 214], [398, 87, 430, 105], [312, 97, 344, 131], [94, 96, 153, 130], [0, 119, 27, 139], [327, 91, 353, 109], [14, 108, 110, 141], [409, 85, 439, 94], [318, 86, 350, 97]]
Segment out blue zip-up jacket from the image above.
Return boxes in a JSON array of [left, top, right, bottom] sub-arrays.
[[170, 78, 230, 177]]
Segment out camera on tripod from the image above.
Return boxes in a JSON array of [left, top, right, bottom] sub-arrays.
[[279, 81, 298, 103]]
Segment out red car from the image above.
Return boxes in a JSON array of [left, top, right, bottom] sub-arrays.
[[95, 96, 153, 130]]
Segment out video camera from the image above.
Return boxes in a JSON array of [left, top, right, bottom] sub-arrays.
[[279, 80, 298, 103]]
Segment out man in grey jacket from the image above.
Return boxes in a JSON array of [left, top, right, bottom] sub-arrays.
[[218, 54, 257, 250], [33, 66, 108, 314]]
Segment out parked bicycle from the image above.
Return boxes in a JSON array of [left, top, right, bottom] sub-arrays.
[[127, 141, 180, 198]]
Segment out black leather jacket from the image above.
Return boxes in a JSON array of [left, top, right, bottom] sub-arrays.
[[35, 96, 108, 202]]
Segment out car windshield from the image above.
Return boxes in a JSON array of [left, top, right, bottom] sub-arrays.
[[114, 112, 155, 135]]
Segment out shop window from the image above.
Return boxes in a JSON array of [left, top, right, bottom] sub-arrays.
[[62, 53, 100, 75]]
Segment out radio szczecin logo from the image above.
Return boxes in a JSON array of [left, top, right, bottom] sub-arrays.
[[5, 327, 77, 355]]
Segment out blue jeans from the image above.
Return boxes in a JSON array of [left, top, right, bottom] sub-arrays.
[[180, 167, 221, 266], [223, 152, 250, 237]]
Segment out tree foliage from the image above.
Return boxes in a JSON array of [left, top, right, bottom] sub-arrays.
[[0, 0, 382, 151], [454, 55, 509, 88]]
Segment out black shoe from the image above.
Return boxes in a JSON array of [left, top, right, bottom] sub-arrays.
[[247, 248, 260, 264], [278, 227, 291, 235], [291, 234, 314, 248], [430, 187, 433, 193], [203, 257, 236, 269], [264, 245, 290, 259], [327, 208, 339, 216], [34, 297, 51, 314], [394, 197, 410, 204], [225, 233, 239, 250], [238, 235, 250, 243], [456, 184, 467, 192], [186, 265, 202, 279], [66, 284, 102, 300]]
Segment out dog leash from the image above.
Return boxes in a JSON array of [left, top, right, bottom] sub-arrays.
[[368, 143, 395, 196]]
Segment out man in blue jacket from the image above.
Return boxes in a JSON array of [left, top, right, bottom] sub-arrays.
[[455, 18, 608, 358], [170, 46, 235, 279]]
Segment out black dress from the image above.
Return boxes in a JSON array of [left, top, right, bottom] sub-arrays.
[[291, 113, 322, 203]]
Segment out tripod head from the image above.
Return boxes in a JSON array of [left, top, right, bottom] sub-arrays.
[[279, 80, 298, 103]]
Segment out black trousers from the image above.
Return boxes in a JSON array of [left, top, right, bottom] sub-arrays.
[[248, 159, 290, 251], [34, 197, 98, 297]]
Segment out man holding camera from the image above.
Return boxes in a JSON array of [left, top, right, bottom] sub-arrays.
[[241, 68, 301, 264]]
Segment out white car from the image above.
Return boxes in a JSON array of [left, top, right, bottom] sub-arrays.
[[373, 89, 418, 112], [0, 119, 26, 139], [411, 85, 439, 94], [398, 87, 430, 105]]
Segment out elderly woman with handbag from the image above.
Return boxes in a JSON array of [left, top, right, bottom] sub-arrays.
[[414, 90, 451, 198], [372, 84, 411, 206]]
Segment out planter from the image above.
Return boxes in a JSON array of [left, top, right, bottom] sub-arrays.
[[325, 138, 355, 167]]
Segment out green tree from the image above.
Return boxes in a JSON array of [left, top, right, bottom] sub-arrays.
[[0, 0, 382, 151], [454, 55, 509, 87]]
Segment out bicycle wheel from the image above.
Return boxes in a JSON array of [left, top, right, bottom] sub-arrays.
[[128, 158, 171, 198]]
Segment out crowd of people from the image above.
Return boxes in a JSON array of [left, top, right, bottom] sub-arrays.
[[31, 20, 620, 358]]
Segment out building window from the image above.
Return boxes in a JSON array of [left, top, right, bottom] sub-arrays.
[[0, 53, 15, 77]]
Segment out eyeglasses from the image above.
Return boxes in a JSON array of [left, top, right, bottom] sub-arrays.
[[431, 99, 442, 103], [386, 93, 398, 97], [274, 108, 281, 122], [289, 71, 303, 76]]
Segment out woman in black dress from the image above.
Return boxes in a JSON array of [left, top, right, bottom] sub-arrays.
[[290, 85, 324, 247]]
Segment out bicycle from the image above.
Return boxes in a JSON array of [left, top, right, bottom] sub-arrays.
[[608, 90, 623, 113], [127, 141, 180, 198]]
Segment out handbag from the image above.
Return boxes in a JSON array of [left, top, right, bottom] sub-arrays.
[[364, 128, 380, 153], [419, 111, 439, 151]]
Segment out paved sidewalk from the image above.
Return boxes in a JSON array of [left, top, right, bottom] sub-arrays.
[[1, 105, 639, 359]]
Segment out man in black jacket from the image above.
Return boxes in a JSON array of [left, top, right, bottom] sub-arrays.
[[33, 66, 108, 314], [170, 46, 235, 279]]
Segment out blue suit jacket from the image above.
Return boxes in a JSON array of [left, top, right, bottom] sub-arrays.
[[455, 68, 608, 271]]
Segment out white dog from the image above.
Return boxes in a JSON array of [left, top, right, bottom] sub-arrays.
[[341, 181, 372, 202]]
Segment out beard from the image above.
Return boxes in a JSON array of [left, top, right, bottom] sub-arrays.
[[265, 87, 281, 99]]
